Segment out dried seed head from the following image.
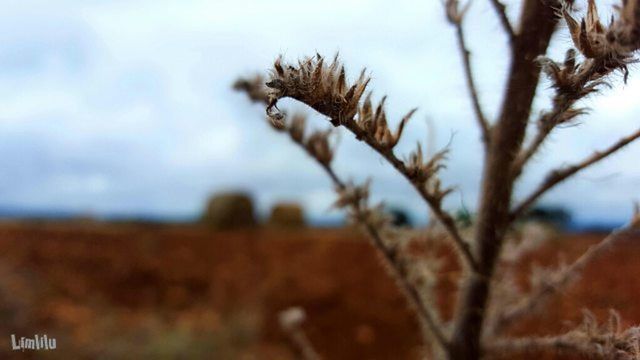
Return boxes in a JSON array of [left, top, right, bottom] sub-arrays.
[[333, 181, 391, 229], [266, 54, 369, 126], [538, 49, 581, 93], [562, 0, 640, 60], [428, 177, 454, 205], [406, 144, 449, 185], [266, 54, 416, 150], [333, 180, 371, 210], [537, 53, 608, 98], [617, 0, 640, 48], [289, 113, 307, 143], [359, 203, 392, 230], [305, 130, 334, 166], [404, 142, 453, 206], [536, 47, 616, 133], [268, 111, 287, 131], [563, 0, 611, 58]]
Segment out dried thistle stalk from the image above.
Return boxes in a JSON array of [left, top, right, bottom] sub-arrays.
[[232, 1, 640, 358]]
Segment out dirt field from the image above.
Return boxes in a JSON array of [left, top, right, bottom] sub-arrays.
[[0, 222, 638, 359]]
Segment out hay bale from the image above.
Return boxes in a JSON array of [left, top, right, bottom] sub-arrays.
[[201, 192, 256, 230], [268, 202, 305, 228]]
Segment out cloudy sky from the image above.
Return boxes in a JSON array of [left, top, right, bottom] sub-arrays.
[[0, 0, 637, 225]]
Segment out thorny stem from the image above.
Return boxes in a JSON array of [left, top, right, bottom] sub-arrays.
[[292, 134, 449, 351], [491, 223, 639, 334], [453, 20, 492, 146], [511, 127, 640, 221], [234, 0, 640, 355], [338, 116, 479, 272]]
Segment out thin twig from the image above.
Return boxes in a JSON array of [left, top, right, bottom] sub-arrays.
[[492, 223, 640, 333], [488, 0, 515, 43], [511, 127, 640, 221], [485, 335, 615, 357], [454, 21, 491, 146], [487, 308, 640, 358]]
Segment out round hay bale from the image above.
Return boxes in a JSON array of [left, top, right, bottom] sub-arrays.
[[201, 192, 256, 230], [268, 202, 305, 228]]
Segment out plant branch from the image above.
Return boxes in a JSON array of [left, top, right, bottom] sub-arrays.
[[485, 335, 599, 357], [257, 56, 478, 272], [491, 220, 640, 334], [450, 1, 568, 357], [484, 331, 639, 358], [511, 55, 619, 179], [447, 3, 492, 146], [315, 154, 449, 351], [486, 308, 640, 358], [512, 105, 572, 178], [357, 207, 449, 350], [340, 119, 478, 271], [511, 127, 640, 221], [277, 115, 449, 351]]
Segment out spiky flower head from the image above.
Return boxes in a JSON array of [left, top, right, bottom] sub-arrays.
[[562, 0, 640, 60], [266, 54, 369, 126], [265, 54, 416, 150]]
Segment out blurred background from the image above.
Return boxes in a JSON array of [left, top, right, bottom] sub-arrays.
[[0, 0, 639, 358]]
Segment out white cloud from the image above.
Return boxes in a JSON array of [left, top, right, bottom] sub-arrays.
[[0, 0, 637, 224]]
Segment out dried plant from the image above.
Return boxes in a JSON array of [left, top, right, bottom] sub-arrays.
[[235, 0, 640, 358]]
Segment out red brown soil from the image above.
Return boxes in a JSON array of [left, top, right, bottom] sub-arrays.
[[0, 222, 638, 359]]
